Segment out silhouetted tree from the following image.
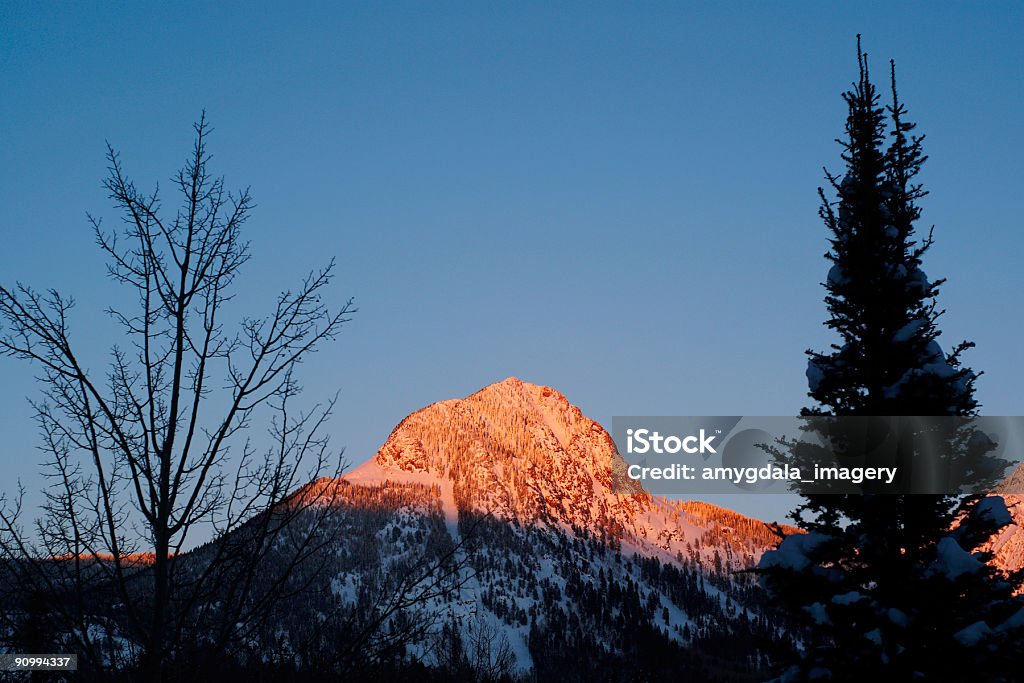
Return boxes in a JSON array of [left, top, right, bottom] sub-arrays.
[[0, 114, 355, 680], [760, 38, 1024, 682]]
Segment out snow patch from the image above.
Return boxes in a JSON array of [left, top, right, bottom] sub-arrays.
[[974, 496, 1013, 528], [930, 537, 983, 579], [831, 591, 865, 605], [826, 265, 849, 288], [760, 532, 828, 572], [887, 608, 909, 628], [807, 359, 826, 393], [804, 602, 830, 625], [954, 620, 991, 646], [892, 318, 926, 343]]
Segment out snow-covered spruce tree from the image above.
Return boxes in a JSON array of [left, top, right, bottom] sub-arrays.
[[759, 40, 1024, 682]]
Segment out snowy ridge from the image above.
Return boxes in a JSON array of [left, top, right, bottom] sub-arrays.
[[278, 378, 794, 674], [341, 377, 786, 570]]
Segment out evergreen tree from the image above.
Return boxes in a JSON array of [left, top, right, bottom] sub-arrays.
[[759, 38, 1024, 682]]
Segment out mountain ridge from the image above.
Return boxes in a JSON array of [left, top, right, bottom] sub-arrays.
[[331, 376, 793, 568]]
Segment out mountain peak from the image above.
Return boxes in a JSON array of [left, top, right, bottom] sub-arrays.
[[470, 376, 572, 409], [346, 377, 634, 525], [342, 379, 782, 567]]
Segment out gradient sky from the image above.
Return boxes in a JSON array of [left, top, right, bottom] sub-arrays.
[[1, 2, 1021, 525]]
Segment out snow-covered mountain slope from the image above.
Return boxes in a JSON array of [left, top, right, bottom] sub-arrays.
[[279, 378, 792, 677], [334, 377, 787, 570]]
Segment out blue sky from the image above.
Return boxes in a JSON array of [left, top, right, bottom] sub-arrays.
[[1, 2, 1021, 524]]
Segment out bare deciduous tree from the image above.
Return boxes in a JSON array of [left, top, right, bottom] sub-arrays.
[[0, 115, 355, 679], [430, 610, 515, 683]]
